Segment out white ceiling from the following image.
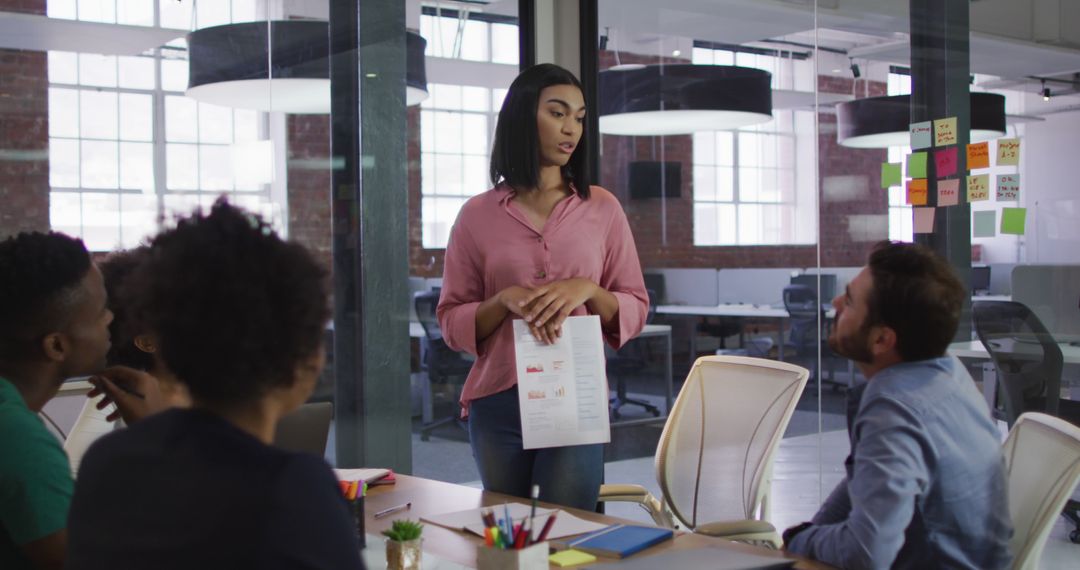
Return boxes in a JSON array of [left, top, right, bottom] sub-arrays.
[[0, 11, 184, 56]]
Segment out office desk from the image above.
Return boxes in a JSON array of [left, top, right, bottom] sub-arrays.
[[948, 340, 1080, 408], [363, 474, 832, 569], [657, 304, 836, 361]]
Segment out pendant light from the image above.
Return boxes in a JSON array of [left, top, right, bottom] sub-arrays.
[[836, 92, 1006, 148]]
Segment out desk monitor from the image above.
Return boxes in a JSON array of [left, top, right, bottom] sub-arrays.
[[971, 266, 991, 294], [790, 274, 837, 305], [643, 272, 667, 305]]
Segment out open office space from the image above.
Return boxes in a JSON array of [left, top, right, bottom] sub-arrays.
[[5, 0, 1080, 567]]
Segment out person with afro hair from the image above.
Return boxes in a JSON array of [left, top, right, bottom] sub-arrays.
[[66, 199, 363, 569]]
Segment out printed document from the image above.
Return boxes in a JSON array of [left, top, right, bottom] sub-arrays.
[[513, 315, 611, 449]]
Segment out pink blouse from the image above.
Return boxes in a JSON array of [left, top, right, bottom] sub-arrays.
[[437, 184, 649, 416]]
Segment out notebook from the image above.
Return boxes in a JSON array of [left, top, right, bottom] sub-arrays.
[[334, 468, 392, 485], [553, 523, 673, 558]]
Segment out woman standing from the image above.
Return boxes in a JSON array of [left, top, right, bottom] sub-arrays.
[[437, 64, 648, 510]]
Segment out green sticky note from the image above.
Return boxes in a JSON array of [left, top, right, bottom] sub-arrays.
[[907, 152, 928, 178], [973, 211, 996, 238], [881, 163, 902, 188], [1001, 207, 1027, 235]]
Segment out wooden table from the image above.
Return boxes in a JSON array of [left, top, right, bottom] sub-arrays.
[[364, 474, 832, 569]]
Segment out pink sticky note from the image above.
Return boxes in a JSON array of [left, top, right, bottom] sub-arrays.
[[913, 207, 936, 234], [938, 179, 960, 207], [934, 147, 958, 177]]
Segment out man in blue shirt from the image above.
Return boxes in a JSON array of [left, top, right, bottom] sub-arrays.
[[784, 242, 1012, 569]]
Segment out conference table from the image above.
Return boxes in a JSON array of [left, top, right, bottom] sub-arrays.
[[362, 474, 833, 569], [657, 304, 836, 362]]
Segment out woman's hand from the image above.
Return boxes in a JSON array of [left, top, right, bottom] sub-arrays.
[[497, 285, 537, 317], [519, 278, 598, 342]]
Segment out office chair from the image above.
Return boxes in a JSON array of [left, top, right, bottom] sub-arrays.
[[973, 300, 1080, 543], [415, 290, 473, 441], [782, 284, 839, 392], [607, 289, 661, 419], [598, 356, 810, 548], [1002, 413, 1080, 568]]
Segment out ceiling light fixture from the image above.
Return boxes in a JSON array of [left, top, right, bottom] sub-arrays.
[[598, 64, 773, 136], [1041, 80, 1051, 102], [836, 92, 1006, 148], [186, 21, 428, 114]]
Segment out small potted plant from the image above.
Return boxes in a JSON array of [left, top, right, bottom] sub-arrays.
[[382, 519, 423, 570]]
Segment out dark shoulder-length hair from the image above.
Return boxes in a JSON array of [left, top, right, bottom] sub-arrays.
[[490, 63, 591, 199]]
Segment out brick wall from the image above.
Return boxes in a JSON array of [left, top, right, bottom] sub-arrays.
[[0, 0, 49, 238], [286, 115, 332, 269]]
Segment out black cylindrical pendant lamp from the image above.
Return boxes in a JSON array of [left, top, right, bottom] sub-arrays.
[[598, 64, 773, 136], [836, 92, 1006, 148], [186, 21, 428, 113]]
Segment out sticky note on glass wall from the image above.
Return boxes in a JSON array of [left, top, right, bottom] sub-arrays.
[[907, 152, 928, 178], [997, 138, 1020, 166], [1001, 207, 1027, 235], [910, 121, 932, 150], [966, 142, 990, 170], [973, 211, 996, 238], [934, 147, 958, 177], [938, 179, 960, 207], [996, 174, 1020, 201], [906, 179, 928, 206], [881, 163, 902, 188], [934, 117, 957, 146], [966, 174, 990, 202], [913, 207, 936, 234]]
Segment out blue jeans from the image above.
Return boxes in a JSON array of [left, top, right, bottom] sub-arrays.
[[468, 386, 604, 511]]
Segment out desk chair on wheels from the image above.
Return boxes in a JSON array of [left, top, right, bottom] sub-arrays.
[[782, 284, 840, 392], [415, 291, 473, 441], [973, 300, 1080, 544], [607, 289, 661, 419]]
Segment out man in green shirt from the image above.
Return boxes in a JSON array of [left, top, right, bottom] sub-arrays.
[[0, 232, 160, 570]]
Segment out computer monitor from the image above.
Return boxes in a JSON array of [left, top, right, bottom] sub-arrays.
[[971, 266, 991, 294], [790, 274, 837, 305]]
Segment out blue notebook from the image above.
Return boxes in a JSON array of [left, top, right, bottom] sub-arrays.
[[556, 523, 673, 558]]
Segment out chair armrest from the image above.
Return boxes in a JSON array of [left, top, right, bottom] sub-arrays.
[[597, 484, 674, 528], [695, 519, 776, 536]]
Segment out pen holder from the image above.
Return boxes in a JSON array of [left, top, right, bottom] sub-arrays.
[[476, 541, 548, 570], [351, 497, 365, 549]]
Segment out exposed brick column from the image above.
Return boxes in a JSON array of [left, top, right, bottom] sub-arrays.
[[0, 0, 49, 238], [286, 115, 332, 269]]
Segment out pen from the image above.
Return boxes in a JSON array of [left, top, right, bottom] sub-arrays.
[[373, 501, 412, 519], [528, 484, 539, 543], [536, 512, 557, 542]]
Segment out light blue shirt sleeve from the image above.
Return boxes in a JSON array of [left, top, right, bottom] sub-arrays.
[[811, 477, 852, 526], [787, 398, 929, 570]]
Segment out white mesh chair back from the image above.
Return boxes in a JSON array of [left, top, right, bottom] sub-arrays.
[[1003, 412, 1080, 570], [655, 356, 809, 529]]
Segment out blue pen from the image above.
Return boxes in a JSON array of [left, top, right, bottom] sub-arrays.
[[503, 503, 513, 543]]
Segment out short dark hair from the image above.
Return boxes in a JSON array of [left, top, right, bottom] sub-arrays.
[[490, 63, 591, 198], [100, 247, 155, 371], [0, 232, 91, 362], [866, 241, 965, 362], [133, 199, 329, 406]]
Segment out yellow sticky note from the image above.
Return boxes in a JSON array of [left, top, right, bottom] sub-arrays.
[[966, 174, 990, 202], [1001, 207, 1027, 235], [966, 142, 990, 170], [907, 152, 928, 178], [906, 179, 928, 206], [550, 549, 597, 567], [934, 117, 957, 146], [997, 138, 1020, 166]]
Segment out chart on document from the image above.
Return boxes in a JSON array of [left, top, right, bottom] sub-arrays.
[[512, 315, 611, 449]]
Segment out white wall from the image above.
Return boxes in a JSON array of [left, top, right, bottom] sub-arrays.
[[1021, 106, 1080, 264]]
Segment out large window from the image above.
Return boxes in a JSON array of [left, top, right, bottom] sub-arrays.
[[886, 70, 914, 243], [418, 10, 517, 248], [691, 46, 816, 246]]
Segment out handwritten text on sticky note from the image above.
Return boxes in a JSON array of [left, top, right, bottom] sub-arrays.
[[934, 147, 958, 177], [938, 179, 960, 207], [907, 179, 928, 206], [997, 138, 1020, 166], [910, 121, 932, 150], [966, 142, 990, 170], [996, 174, 1020, 201], [934, 117, 957, 146], [966, 174, 990, 202]]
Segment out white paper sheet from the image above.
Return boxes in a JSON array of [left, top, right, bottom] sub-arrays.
[[512, 315, 611, 450], [333, 468, 390, 483]]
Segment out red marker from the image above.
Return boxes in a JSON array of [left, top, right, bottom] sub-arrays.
[[536, 512, 558, 543]]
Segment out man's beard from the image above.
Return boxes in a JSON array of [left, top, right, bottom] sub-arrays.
[[828, 321, 874, 364]]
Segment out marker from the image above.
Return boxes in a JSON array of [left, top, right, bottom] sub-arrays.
[[373, 501, 412, 519], [528, 484, 539, 542], [536, 512, 557, 542]]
